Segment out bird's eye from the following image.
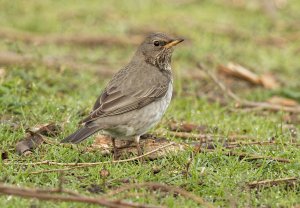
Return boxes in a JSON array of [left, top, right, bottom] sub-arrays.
[[153, 41, 160, 46]]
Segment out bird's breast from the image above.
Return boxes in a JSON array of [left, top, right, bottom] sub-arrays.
[[104, 82, 173, 138]]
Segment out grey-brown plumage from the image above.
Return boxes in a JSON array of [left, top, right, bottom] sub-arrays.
[[61, 32, 183, 155]]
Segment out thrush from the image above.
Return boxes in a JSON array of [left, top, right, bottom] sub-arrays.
[[61, 32, 184, 156]]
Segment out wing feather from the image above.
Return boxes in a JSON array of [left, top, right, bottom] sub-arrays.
[[79, 84, 169, 124]]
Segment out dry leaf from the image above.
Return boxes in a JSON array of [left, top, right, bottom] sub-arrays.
[[91, 135, 112, 155], [267, 96, 299, 107], [218, 62, 261, 85], [28, 123, 61, 137], [259, 73, 280, 89], [89, 134, 184, 160], [218, 62, 280, 89], [16, 133, 44, 155], [16, 123, 61, 155], [168, 121, 207, 133]]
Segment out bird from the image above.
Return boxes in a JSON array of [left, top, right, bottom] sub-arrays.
[[61, 32, 184, 157]]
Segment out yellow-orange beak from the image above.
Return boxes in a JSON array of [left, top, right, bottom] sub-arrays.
[[164, 38, 184, 49]]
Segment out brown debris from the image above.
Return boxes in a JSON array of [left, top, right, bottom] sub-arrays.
[[16, 123, 61, 155], [267, 96, 299, 107], [16, 133, 44, 156], [223, 151, 291, 163], [198, 63, 300, 114], [0, 51, 115, 77], [218, 62, 261, 85], [89, 134, 184, 160], [0, 182, 160, 208], [11, 143, 177, 175], [0, 51, 32, 66], [6, 143, 176, 168], [247, 177, 297, 189], [6, 136, 299, 177], [28, 123, 61, 137], [241, 101, 300, 113], [106, 182, 214, 208], [168, 121, 207, 133], [0, 28, 142, 47], [166, 131, 255, 142], [259, 73, 280, 89], [218, 62, 280, 89], [90, 135, 112, 155]]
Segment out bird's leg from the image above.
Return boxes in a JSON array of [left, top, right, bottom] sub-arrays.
[[111, 138, 118, 160], [134, 136, 143, 156]]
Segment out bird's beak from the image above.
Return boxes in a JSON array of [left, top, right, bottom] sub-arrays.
[[164, 38, 184, 49]]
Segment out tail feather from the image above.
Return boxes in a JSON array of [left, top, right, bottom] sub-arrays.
[[61, 126, 99, 144]]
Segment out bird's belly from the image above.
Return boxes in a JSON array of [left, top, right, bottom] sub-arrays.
[[104, 83, 173, 138]]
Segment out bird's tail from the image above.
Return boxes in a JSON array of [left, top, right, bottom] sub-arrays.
[[61, 126, 100, 144]]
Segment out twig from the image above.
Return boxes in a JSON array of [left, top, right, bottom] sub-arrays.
[[222, 151, 291, 163], [0, 51, 115, 77], [225, 140, 300, 148], [106, 182, 214, 208], [37, 142, 175, 166], [247, 177, 297, 189], [197, 63, 241, 102], [197, 63, 300, 114], [225, 140, 276, 148], [0, 28, 141, 47], [184, 153, 193, 179], [239, 101, 300, 113], [0, 183, 160, 208], [166, 131, 256, 141], [5, 143, 175, 174]]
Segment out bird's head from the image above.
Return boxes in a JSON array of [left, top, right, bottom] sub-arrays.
[[135, 32, 184, 70]]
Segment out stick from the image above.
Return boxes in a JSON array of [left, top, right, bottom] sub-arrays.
[[222, 151, 291, 163], [0, 28, 141, 47], [197, 63, 300, 114], [225, 140, 300, 148], [197, 63, 241, 102], [166, 131, 256, 141], [0, 183, 160, 208], [240, 101, 300, 113], [5, 143, 175, 174], [225, 141, 276, 149], [248, 177, 297, 189], [0, 51, 115, 77], [106, 182, 215, 208]]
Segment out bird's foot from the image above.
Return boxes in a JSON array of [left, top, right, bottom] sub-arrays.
[[111, 138, 120, 160], [135, 136, 144, 162]]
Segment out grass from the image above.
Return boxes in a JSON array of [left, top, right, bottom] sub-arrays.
[[1, 0, 300, 207]]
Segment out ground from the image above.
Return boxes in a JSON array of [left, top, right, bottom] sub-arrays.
[[0, 0, 300, 207]]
